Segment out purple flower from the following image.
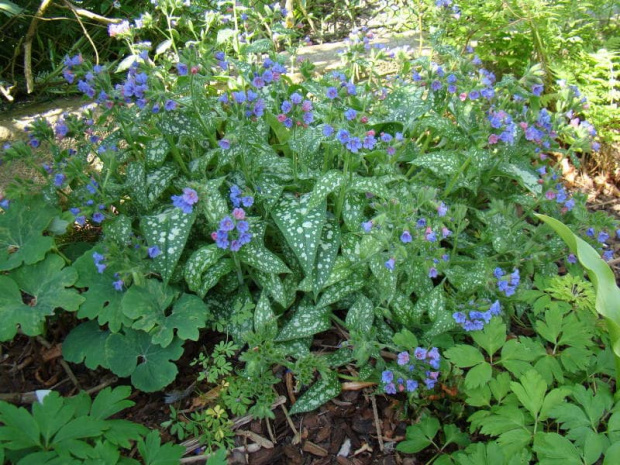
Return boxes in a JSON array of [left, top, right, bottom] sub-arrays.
[[531, 84, 544, 96], [586, 227, 595, 237], [493, 267, 504, 279], [337, 129, 350, 144], [363, 135, 377, 150], [453, 312, 466, 324], [290, 93, 303, 104], [95, 263, 107, 273], [400, 230, 412, 243], [346, 137, 362, 153], [92, 212, 105, 223], [385, 258, 395, 271], [431, 80, 442, 91], [603, 250, 614, 261], [397, 352, 410, 366], [428, 267, 438, 278], [232, 208, 245, 220], [323, 124, 334, 137], [172, 187, 199, 214], [416, 218, 427, 228], [113, 279, 124, 291], [489, 301, 501, 316], [384, 383, 397, 395], [567, 253, 577, 264], [148, 246, 161, 258], [218, 139, 231, 149], [414, 348, 427, 360], [362, 221, 373, 232]]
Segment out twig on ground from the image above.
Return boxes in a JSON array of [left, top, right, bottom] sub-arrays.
[[35, 336, 80, 390], [179, 443, 261, 464], [370, 392, 384, 452]]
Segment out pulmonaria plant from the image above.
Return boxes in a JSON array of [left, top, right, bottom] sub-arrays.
[[211, 186, 254, 252], [381, 347, 442, 394], [452, 300, 502, 332]]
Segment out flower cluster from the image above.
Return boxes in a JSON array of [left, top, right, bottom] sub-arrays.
[[453, 300, 501, 331], [92, 252, 107, 274], [211, 186, 253, 252], [220, 89, 267, 119], [585, 227, 615, 262], [494, 268, 520, 297], [381, 347, 441, 394], [277, 92, 314, 127], [171, 188, 199, 214]]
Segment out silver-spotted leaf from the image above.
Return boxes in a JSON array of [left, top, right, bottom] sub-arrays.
[[254, 292, 278, 337], [104, 215, 132, 246], [275, 300, 331, 342], [237, 241, 291, 274], [146, 139, 170, 168], [345, 295, 374, 333], [308, 171, 344, 209], [348, 175, 390, 199], [313, 219, 341, 295], [254, 270, 288, 308], [342, 192, 365, 231], [141, 208, 196, 283], [316, 273, 365, 309], [158, 111, 204, 138], [146, 165, 178, 206], [289, 370, 341, 415], [272, 194, 326, 276], [197, 178, 229, 225], [184, 245, 226, 293]]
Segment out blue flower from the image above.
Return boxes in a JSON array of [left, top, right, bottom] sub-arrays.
[[344, 108, 357, 121], [164, 99, 177, 111], [326, 87, 338, 99], [148, 246, 161, 258], [381, 370, 394, 383], [241, 196, 254, 207], [406, 379, 418, 392], [431, 80, 442, 91], [400, 230, 412, 243], [414, 347, 427, 360], [437, 202, 447, 217], [361, 221, 373, 232], [428, 267, 438, 278], [531, 84, 544, 96], [323, 124, 334, 137], [397, 352, 410, 366], [567, 253, 577, 264], [290, 93, 303, 104], [92, 212, 105, 223], [281, 100, 292, 113], [219, 216, 235, 232], [336, 129, 350, 144], [452, 312, 466, 324], [345, 137, 362, 153], [384, 383, 397, 394], [54, 173, 66, 187], [113, 279, 124, 291], [597, 231, 609, 243], [385, 258, 395, 271], [603, 250, 613, 261], [177, 63, 188, 76], [236, 221, 249, 233]]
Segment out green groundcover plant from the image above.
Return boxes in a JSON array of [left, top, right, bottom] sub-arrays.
[[1, 0, 619, 461]]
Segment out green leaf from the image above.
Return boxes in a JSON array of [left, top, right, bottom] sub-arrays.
[[465, 362, 492, 390], [348, 175, 390, 199], [53, 416, 106, 443], [197, 178, 229, 225], [62, 321, 111, 370], [342, 192, 365, 231], [90, 386, 134, 420], [289, 370, 341, 415], [0, 402, 41, 449], [499, 163, 542, 195], [471, 319, 506, 358], [275, 300, 331, 342], [71, 248, 130, 333], [146, 165, 178, 207], [0, 0, 24, 16], [604, 442, 620, 465], [138, 430, 184, 465], [533, 432, 582, 465], [0, 196, 57, 271], [0, 255, 85, 341], [254, 270, 288, 308], [397, 416, 440, 454], [345, 295, 374, 333], [369, 254, 397, 302], [308, 170, 344, 209], [445, 345, 485, 368], [510, 369, 547, 419], [104, 214, 132, 246], [105, 329, 184, 392], [141, 208, 196, 284], [535, 214, 620, 385], [272, 194, 326, 276], [390, 293, 421, 327]]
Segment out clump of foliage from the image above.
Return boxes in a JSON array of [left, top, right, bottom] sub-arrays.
[[1, 0, 619, 462]]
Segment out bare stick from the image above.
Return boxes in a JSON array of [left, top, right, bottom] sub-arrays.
[[61, 0, 122, 25], [63, 0, 99, 64], [24, 0, 54, 94], [370, 392, 384, 452], [35, 336, 81, 390]]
